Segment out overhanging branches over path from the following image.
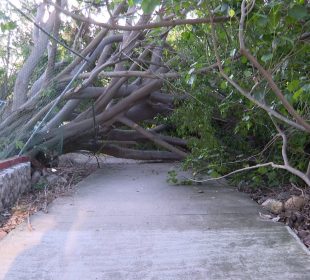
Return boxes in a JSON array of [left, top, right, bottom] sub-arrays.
[[0, 0, 309, 181], [49, 1, 231, 31], [0, 1, 192, 161]]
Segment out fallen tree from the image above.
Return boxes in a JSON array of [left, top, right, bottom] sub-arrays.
[[0, 0, 309, 186], [0, 0, 200, 161]]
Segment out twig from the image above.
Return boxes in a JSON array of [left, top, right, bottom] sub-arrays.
[[184, 161, 310, 186], [43, 185, 48, 213], [197, 134, 279, 171], [27, 212, 33, 231], [105, 0, 114, 20], [184, 162, 276, 182], [49, 1, 231, 31], [269, 117, 289, 166], [291, 183, 305, 197]]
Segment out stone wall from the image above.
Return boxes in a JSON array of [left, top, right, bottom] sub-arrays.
[[0, 161, 31, 211]]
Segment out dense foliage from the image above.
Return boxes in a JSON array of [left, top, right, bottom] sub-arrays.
[[0, 0, 309, 187], [167, 0, 310, 187]]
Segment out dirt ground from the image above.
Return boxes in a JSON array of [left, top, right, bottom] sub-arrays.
[[239, 184, 310, 249], [0, 153, 99, 239]]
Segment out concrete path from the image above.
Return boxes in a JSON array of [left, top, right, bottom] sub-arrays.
[[0, 162, 309, 280]]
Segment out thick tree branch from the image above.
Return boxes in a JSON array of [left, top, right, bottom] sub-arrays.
[[66, 142, 182, 160], [118, 116, 187, 158], [56, 2, 126, 78], [106, 128, 187, 147], [12, 3, 56, 110], [50, 2, 231, 30], [46, 0, 61, 82]]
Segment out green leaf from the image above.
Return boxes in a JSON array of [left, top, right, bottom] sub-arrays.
[[228, 9, 235, 18], [209, 170, 220, 178], [257, 167, 267, 174], [0, 21, 17, 32], [287, 80, 299, 92], [181, 31, 192, 40], [255, 14, 269, 27], [281, 36, 294, 46], [244, 70, 252, 78], [241, 56, 247, 64], [220, 81, 227, 89], [15, 140, 24, 150], [261, 53, 273, 63], [141, 0, 160, 13], [292, 88, 303, 101], [288, 5, 308, 20]]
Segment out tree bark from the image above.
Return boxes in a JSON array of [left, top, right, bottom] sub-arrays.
[[12, 4, 56, 110]]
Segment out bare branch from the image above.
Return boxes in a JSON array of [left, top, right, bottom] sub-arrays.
[[269, 117, 289, 166], [306, 161, 310, 179], [66, 142, 183, 161], [118, 116, 187, 158], [46, 0, 62, 82], [50, 2, 231, 31], [185, 161, 310, 186], [56, 2, 126, 78]]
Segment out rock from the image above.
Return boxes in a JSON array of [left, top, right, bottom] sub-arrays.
[[31, 170, 41, 185], [257, 197, 268, 204], [45, 174, 67, 185], [298, 230, 309, 239], [303, 234, 310, 247], [284, 196, 305, 211], [287, 212, 304, 228], [262, 199, 284, 214]]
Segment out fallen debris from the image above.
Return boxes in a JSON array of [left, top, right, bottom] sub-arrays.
[[284, 196, 306, 211], [262, 199, 284, 214], [240, 183, 310, 249]]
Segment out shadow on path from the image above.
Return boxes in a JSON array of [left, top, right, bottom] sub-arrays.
[[0, 162, 309, 280]]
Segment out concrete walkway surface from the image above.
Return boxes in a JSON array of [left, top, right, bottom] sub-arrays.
[[0, 162, 309, 280]]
